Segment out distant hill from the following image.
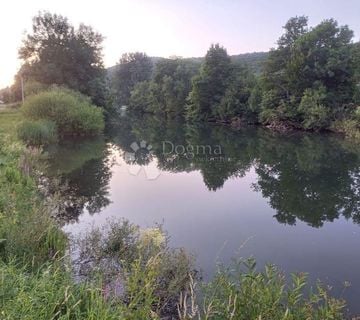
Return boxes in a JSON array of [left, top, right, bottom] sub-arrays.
[[107, 51, 269, 78], [231, 52, 269, 74]]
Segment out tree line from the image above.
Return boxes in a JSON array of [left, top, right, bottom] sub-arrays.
[[1, 13, 359, 137], [111, 16, 360, 137]]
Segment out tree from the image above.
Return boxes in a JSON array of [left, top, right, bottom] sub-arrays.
[[353, 42, 360, 104], [128, 58, 200, 117], [260, 17, 355, 129], [18, 12, 106, 106], [128, 81, 156, 113], [113, 52, 153, 105], [277, 16, 309, 48], [150, 58, 199, 116], [187, 44, 232, 121], [213, 64, 256, 122]]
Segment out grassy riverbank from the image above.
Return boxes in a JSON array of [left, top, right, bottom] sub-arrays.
[[0, 106, 349, 319]]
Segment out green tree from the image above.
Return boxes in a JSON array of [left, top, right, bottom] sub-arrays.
[[150, 58, 199, 116], [113, 52, 153, 105], [353, 42, 360, 104], [260, 17, 355, 130], [128, 81, 156, 113], [18, 12, 107, 106], [187, 44, 232, 121], [298, 86, 329, 130], [213, 64, 256, 122], [128, 58, 200, 117]]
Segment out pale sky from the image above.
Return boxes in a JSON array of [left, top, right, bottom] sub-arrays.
[[1, 0, 360, 88]]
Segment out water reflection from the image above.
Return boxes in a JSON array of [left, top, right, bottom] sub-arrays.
[[47, 113, 360, 228], [46, 138, 113, 223]]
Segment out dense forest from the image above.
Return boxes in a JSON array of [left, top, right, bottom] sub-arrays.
[[1, 14, 359, 139]]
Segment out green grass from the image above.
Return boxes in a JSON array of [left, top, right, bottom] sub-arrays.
[[0, 107, 22, 136], [17, 119, 58, 146]]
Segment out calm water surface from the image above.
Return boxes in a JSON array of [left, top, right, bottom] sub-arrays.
[[47, 114, 360, 313]]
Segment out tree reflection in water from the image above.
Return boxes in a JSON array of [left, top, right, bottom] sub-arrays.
[[47, 113, 360, 228]]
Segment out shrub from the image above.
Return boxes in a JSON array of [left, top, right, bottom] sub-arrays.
[[298, 87, 330, 130], [24, 80, 48, 97], [17, 120, 57, 146], [259, 90, 280, 124], [22, 88, 105, 136], [331, 115, 360, 140], [74, 219, 195, 317]]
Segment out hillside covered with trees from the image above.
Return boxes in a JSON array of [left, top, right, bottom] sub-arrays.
[[110, 16, 359, 139]]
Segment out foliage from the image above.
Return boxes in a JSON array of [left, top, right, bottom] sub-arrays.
[[0, 261, 130, 320], [74, 219, 195, 317], [151, 59, 199, 116], [187, 44, 233, 121], [0, 137, 66, 267], [17, 11, 107, 107], [0, 108, 22, 136], [298, 86, 330, 130], [352, 42, 360, 104], [112, 52, 153, 105], [129, 58, 200, 117], [24, 80, 48, 97], [17, 120, 58, 146], [178, 258, 345, 320], [260, 16, 356, 130], [331, 109, 360, 140], [213, 64, 256, 122], [128, 81, 156, 113], [22, 87, 105, 136]]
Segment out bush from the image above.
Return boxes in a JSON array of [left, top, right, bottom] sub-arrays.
[[74, 219, 195, 317], [298, 87, 330, 130], [22, 88, 105, 136], [259, 90, 281, 124], [24, 80, 48, 97], [331, 116, 360, 140], [17, 120, 57, 146]]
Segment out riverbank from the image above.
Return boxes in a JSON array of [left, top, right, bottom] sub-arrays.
[[223, 116, 360, 140], [0, 106, 352, 319]]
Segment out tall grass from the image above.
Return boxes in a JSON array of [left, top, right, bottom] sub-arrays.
[[0, 138, 67, 267], [17, 120, 58, 146], [0, 261, 129, 320], [178, 258, 346, 320]]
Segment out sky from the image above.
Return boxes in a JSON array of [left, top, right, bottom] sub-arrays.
[[1, 0, 360, 88]]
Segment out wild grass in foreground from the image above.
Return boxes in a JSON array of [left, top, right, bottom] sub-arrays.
[[69, 220, 346, 320], [0, 217, 347, 320]]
